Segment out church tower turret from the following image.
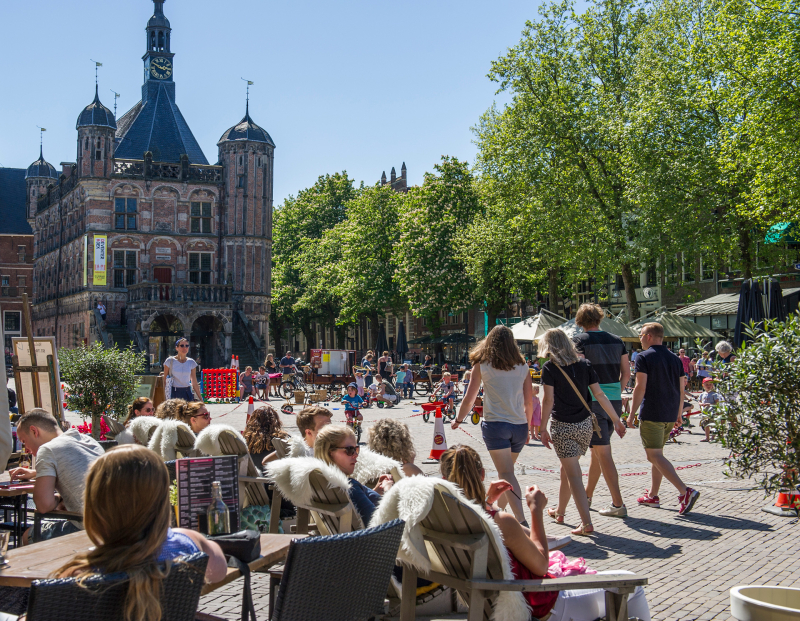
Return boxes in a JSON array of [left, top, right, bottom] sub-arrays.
[[76, 85, 116, 178], [217, 96, 275, 343], [25, 145, 59, 221]]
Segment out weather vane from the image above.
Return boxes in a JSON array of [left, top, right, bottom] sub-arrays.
[[36, 126, 46, 152], [90, 59, 103, 85], [110, 90, 120, 117], [241, 78, 253, 112]]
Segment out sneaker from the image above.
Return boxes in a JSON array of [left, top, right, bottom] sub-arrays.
[[678, 487, 700, 515], [637, 492, 660, 508], [599, 504, 628, 518]]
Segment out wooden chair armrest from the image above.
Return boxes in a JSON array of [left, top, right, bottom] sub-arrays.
[[36, 510, 83, 520], [470, 573, 648, 592], [239, 476, 272, 484]]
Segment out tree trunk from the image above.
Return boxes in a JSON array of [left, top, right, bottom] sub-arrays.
[[621, 262, 640, 321], [92, 412, 101, 440], [738, 221, 753, 279], [300, 320, 315, 362], [369, 312, 380, 352], [548, 268, 560, 316]]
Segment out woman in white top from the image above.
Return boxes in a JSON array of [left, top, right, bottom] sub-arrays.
[[452, 325, 533, 524], [163, 337, 201, 400]]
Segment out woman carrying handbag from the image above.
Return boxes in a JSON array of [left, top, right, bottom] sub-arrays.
[[536, 329, 627, 536]]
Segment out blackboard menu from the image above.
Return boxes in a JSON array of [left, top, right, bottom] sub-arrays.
[[176, 455, 240, 531]]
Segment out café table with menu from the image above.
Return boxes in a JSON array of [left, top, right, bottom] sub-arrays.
[[0, 530, 303, 594]]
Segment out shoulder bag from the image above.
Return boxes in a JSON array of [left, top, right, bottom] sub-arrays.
[[553, 363, 602, 437]]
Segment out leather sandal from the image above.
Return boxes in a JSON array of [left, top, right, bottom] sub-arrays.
[[547, 508, 565, 524], [571, 523, 594, 536]]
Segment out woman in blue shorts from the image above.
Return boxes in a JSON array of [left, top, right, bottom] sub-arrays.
[[452, 325, 533, 525]]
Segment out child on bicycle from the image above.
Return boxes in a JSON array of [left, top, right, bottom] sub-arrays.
[[342, 383, 364, 425], [439, 372, 456, 408]]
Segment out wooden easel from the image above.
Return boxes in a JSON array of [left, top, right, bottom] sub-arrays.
[[11, 293, 63, 421]]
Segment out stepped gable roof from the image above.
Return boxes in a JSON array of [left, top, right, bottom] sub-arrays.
[[114, 83, 208, 164], [25, 147, 59, 180], [0, 168, 33, 234], [76, 85, 117, 130], [218, 104, 275, 147]]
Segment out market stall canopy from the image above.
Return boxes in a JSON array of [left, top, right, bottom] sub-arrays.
[[627, 309, 721, 340], [407, 335, 433, 345], [559, 315, 640, 342], [511, 310, 566, 342], [441, 333, 476, 344]]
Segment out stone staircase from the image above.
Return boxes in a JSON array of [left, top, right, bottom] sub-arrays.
[[105, 324, 138, 351], [230, 323, 261, 370]]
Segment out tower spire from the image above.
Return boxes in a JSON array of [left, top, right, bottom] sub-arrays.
[[242, 78, 254, 117], [91, 60, 102, 98], [37, 127, 46, 159]]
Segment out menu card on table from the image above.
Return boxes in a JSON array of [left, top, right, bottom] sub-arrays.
[[176, 456, 240, 531]]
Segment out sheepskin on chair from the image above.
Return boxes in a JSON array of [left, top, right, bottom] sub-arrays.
[[265, 457, 350, 509], [287, 435, 313, 458], [351, 447, 401, 486], [194, 424, 248, 456], [125, 416, 162, 446], [148, 419, 195, 461], [369, 476, 530, 621]]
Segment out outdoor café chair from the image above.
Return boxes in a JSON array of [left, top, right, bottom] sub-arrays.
[[377, 480, 648, 621], [148, 420, 198, 461], [100, 415, 126, 441], [3, 552, 208, 621], [270, 519, 404, 621], [31, 511, 83, 544]]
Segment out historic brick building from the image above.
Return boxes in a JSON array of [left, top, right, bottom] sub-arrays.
[[26, 0, 274, 370]]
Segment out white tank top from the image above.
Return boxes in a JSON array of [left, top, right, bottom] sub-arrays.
[[480, 362, 529, 425]]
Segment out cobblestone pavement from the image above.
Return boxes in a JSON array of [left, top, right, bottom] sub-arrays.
[[67, 391, 800, 621]]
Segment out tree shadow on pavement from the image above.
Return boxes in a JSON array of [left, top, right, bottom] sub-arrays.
[[624, 512, 771, 540]]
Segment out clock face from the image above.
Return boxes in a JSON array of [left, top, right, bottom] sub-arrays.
[[149, 57, 172, 80]]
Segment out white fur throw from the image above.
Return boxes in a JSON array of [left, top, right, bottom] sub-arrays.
[[288, 435, 313, 458], [265, 457, 350, 508], [369, 477, 530, 621], [194, 424, 248, 456], [114, 429, 136, 445], [352, 447, 401, 485], [148, 419, 195, 461], [128, 416, 162, 446]]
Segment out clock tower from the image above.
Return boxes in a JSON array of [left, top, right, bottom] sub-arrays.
[[142, 0, 175, 99]]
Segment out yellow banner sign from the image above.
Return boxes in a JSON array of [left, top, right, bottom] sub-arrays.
[[93, 235, 107, 286]]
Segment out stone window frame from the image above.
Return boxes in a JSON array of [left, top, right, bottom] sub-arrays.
[[188, 251, 213, 285], [114, 197, 138, 231], [190, 201, 213, 234], [113, 249, 138, 288]]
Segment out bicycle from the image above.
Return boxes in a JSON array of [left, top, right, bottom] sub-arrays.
[[279, 372, 310, 399], [346, 409, 363, 443]]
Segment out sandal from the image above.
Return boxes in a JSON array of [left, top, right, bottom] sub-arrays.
[[547, 508, 565, 524], [571, 523, 594, 536]]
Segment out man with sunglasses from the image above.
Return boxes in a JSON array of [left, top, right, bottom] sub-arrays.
[[164, 338, 201, 400]]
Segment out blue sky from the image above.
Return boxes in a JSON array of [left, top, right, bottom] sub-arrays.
[[1, 0, 542, 204]]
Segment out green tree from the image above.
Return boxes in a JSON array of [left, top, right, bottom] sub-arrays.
[[58, 344, 145, 439], [334, 184, 403, 347], [393, 157, 482, 336], [272, 172, 360, 356]]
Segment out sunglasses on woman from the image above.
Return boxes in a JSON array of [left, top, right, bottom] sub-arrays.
[[142, 406, 154, 413], [192, 412, 210, 420], [332, 446, 360, 457]]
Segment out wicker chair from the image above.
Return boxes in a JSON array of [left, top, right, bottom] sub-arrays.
[[270, 520, 404, 621], [22, 552, 208, 621]]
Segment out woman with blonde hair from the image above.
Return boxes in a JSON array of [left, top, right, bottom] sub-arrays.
[[440, 445, 650, 621], [57, 445, 227, 621], [452, 325, 532, 524], [538, 328, 626, 536], [315, 425, 392, 524], [123, 397, 154, 426], [367, 419, 424, 477], [179, 401, 212, 435]]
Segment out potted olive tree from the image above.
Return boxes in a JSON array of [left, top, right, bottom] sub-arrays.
[[58, 343, 146, 441], [711, 313, 800, 517]]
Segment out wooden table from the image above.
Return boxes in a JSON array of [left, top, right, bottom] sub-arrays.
[[0, 531, 303, 594], [0, 474, 33, 548]]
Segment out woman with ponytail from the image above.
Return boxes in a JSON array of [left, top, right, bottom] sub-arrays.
[[57, 445, 227, 621], [123, 397, 154, 427], [440, 445, 650, 621]]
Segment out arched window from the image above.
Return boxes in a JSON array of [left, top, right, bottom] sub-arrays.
[[151, 31, 156, 50], [85, 138, 89, 151], [95, 138, 102, 160], [158, 31, 164, 50]]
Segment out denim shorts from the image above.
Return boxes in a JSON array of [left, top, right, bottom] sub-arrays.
[[171, 386, 195, 400], [481, 421, 529, 453]]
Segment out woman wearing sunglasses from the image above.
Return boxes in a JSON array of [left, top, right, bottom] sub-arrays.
[[163, 337, 201, 400], [314, 425, 393, 524], [180, 401, 212, 434], [123, 397, 155, 426]]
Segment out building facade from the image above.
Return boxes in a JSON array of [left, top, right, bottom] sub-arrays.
[[26, 0, 274, 370]]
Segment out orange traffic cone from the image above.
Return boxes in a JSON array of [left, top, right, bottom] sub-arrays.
[[235, 355, 240, 370], [425, 406, 448, 462], [230, 355, 236, 368], [247, 395, 254, 421], [763, 490, 800, 517]]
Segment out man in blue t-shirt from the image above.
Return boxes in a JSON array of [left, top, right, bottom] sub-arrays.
[[630, 322, 700, 515], [573, 303, 629, 518], [280, 352, 297, 375]]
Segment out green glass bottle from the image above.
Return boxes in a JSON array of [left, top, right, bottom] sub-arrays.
[[206, 481, 230, 535]]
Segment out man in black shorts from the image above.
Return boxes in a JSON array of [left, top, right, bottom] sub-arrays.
[[573, 304, 629, 518]]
